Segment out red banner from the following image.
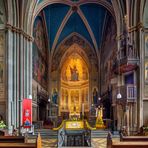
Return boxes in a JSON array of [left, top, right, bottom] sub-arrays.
[[22, 98, 32, 128]]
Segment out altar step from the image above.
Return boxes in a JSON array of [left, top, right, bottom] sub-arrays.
[[91, 130, 119, 138], [28, 129, 58, 139]]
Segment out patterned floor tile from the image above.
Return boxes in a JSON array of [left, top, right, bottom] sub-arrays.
[[27, 137, 119, 148]]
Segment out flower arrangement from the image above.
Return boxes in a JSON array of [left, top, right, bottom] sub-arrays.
[[0, 120, 7, 129], [143, 126, 148, 131]]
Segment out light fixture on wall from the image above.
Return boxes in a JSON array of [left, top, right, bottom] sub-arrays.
[[48, 96, 51, 102], [117, 43, 122, 100], [28, 94, 32, 99], [117, 92, 122, 99]]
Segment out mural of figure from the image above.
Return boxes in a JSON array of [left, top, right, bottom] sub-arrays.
[[146, 63, 148, 81], [70, 65, 79, 81], [52, 88, 58, 104], [0, 34, 4, 56], [0, 62, 3, 83], [0, 11, 4, 24], [93, 88, 98, 105]]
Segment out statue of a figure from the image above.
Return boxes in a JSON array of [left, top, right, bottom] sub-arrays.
[[70, 65, 79, 81], [93, 88, 98, 105], [52, 88, 58, 104]]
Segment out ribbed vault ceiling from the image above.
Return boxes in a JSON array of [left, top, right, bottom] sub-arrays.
[[35, 0, 115, 51]]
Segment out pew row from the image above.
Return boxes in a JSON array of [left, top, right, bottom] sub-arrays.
[[0, 136, 25, 143], [120, 133, 148, 141], [0, 143, 36, 148], [107, 132, 148, 148], [110, 141, 148, 148], [0, 133, 42, 148]]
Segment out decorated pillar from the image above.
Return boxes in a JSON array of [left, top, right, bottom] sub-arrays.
[[6, 23, 33, 133]]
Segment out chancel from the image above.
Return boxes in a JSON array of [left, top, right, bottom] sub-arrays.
[[0, 0, 148, 147]]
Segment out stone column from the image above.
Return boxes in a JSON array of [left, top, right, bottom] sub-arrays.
[[13, 31, 17, 128], [139, 28, 144, 127], [18, 34, 24, 129], [16, 32, 20, 128], [6, 29, 13, 134], [6, 24, 33, 133], [29, 41, 32, 95], [23, 37, 27, 98]]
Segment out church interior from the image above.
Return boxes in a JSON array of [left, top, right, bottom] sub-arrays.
[[0, 0, 148, 147]]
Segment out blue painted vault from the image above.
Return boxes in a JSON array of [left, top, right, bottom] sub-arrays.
[[35, 0, 114, 51]]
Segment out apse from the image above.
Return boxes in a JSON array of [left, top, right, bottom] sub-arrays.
[[60, 45, 89, 117]]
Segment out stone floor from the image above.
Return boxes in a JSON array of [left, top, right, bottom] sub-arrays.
[[92, 138, 119, 148], [28, 138, 57, 147], [28, 137, 119, 148]]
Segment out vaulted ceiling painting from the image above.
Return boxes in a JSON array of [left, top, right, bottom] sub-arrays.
[[35, 0, 115, 52]]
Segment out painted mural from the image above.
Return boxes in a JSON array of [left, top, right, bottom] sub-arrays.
[[145, 60, 148, 83], [0, 34, 4, 56], [0, 0, 5, 120], [33, 16, 48, 89], [61, 53, 88, 82], [100, 16, 117, 94], [0, 61, 3, 83], [0, 0, 5, 25], [60, 51, 89, 114], [52, 35, 97, 72], [144, 35, 148, 97]]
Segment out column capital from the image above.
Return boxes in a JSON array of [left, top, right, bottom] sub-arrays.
[[6, 23, 34, 42]]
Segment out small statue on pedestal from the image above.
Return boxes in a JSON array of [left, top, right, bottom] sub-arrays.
[[96, 105, 105, 129]]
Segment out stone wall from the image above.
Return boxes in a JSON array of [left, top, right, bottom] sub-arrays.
[[0, 0, 6, 121]]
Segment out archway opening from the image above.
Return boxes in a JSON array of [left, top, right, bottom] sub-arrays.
[[60, 49, 89, 118]]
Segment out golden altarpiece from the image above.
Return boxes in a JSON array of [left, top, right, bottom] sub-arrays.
[[60, 52, 89, 117]]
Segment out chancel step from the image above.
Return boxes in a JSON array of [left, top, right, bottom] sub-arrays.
[[91, 130, 120, 138], [28, 129, 58, 139]]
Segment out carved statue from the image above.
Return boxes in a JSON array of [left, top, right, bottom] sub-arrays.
[[52, 88, 58, 104], [93, 88, 98, 105]]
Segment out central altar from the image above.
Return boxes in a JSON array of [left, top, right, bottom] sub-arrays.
[[65, 120, 84, 130]]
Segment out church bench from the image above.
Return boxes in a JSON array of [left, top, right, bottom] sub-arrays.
[[0, 136, 25, 143], [120, 133, 148, 141], [0, 131, 5, 136], [0, 143, 36, 148], [110, 142, 148, 148], [107, 132, 148, 148]]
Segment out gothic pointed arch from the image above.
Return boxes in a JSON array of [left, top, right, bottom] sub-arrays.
[[51, 33, 98, 72]]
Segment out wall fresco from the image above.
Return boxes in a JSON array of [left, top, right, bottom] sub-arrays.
[[145, 34, 148, 97], [33, 16, 48, 89], [0, 0, 5, 25], [52, 35, 97, 72], [0, 34, 4, 56], [100, 16, 117, 94]]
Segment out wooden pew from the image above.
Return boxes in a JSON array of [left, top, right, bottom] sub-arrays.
[[0, 143, 36, 148], [111, 142, 148, 148], [0, 133, 41, 148], [0, 131, 5, 136], [107, 132, 148, 148], [0, 136, 25, 143], [120, 133, 148, 141]]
